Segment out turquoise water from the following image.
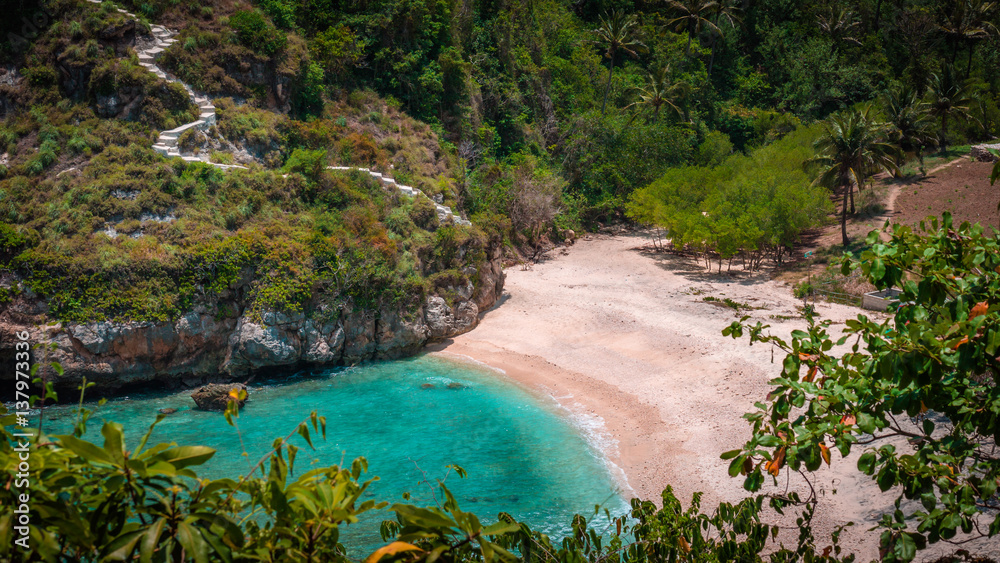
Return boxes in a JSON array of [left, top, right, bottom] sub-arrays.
[[39, 354, 628, 552]]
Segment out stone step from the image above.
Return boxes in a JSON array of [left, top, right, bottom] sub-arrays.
[[182, 156, 202, 163], [152, 144, 171, 155], [146, 47, 164, 56], [138, 53, 153, 62], [158, 135, 177, 146], [162, 120, 206, 136]]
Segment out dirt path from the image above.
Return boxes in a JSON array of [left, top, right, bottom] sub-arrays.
[[430, 234, 998, 560]]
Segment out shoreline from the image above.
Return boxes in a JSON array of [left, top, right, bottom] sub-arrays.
[[428, 344, 664, 501], [425, 234, 900, 560]]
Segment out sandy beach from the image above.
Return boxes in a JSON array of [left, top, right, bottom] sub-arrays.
[[429, 232, 999, 560]]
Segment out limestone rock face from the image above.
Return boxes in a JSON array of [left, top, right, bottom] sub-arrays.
[[376, 306, 429, 360], [301, 319, 344, 363], [223, 319, 300, 374], [191, 382, 247, 411], [341, 308, 377, 365], [473, 244, 506, 311], [425, 296, 479, 339], [0, 248, 505, 393]]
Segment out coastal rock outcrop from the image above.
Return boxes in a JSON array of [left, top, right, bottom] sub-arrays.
[[191, 383, 247, 411], [0, 252, 505, 393], [971, 143, 1000, 162]]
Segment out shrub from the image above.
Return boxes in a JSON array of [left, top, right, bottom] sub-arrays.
[[229, 10, 286, 56]]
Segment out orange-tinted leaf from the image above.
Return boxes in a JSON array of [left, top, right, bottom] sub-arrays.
[[365, 542, 423, 563], [742, 457, 753, 475], [678, 536, 690, 554], [766, 448, 786, 476], [819, 443, 831, 466], [798, 353, 819, 361], [952, 336, 969, 349], [803, 365, 818, 383], [841, 414, 857, 426], [971, 301, 989, 319]]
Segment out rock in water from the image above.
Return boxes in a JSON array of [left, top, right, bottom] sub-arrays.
[[158, 408, 178, 415], [191, 383, 248, 411]]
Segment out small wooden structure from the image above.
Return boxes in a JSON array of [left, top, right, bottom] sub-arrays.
[[862, 288, 902, 311]]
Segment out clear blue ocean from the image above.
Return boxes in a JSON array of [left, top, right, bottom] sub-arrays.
[[38, 354, 629, 553]]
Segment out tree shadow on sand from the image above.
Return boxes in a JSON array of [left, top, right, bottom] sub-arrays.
[[629, 243, 779, 286]]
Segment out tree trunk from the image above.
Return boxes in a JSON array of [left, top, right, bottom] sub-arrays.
[[849, 181, 855, 214], [686, 22, 693, 57], [966, 41, 975, 79], [940, 114, 949, 153], [841, 182, 850, 247], [708, 34, 718, 77], [917, 146, 925, 175], [873, 0, 883, 33], [601, 54, 615, 116]]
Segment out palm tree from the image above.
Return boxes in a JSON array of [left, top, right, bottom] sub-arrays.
[[816, 7, 863, 52], [810, 107, 900, 247], [926, 66, 976, 153], [591, 11, 647, 115], [624, 67, 687, 124], [706, 0, 741, 78], [664, 0, 720, 58], [882, 85, 937, 175], [939, 0, 998, 77]]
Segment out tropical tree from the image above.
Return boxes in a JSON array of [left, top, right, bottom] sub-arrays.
[[706, 0, 742, 78], [939, 0, 998, 76], [816, 7, 863, 52], [664, 0, 720, 58], [624, 66, 686, 125], [723, 216, 1000, 561], [810, 106, 900, 247], [591, 11, 647, 115], [882, 85, 937, 175], [926, 66, 976, 153]]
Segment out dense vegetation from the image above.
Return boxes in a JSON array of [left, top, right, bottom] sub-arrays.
[[3, 0, 996, 309], [0, 1, 512, 324], [5, 217, 1000, 561], [2, 0, 1000, 560]]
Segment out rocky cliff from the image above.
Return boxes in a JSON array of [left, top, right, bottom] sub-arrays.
[[0, 245, 503, 394]]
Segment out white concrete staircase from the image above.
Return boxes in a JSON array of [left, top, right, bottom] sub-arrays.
[[327, 167, 471, 226], [84, 0, 472, 227]]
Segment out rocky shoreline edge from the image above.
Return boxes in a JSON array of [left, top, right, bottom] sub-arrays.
[[0, 246, 504, 397]]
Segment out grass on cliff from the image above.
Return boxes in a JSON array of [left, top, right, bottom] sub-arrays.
[[0, 0, 504, 325]]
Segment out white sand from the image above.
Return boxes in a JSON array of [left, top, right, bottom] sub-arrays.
[[430, 233, 999, 560]]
